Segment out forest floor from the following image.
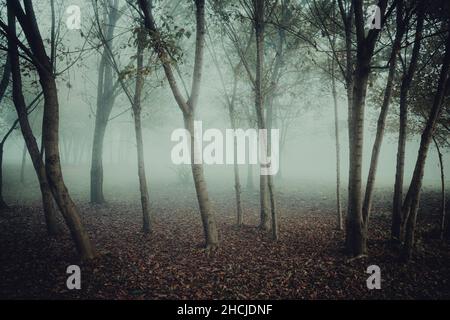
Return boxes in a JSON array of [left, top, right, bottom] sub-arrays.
[[1, 177, 450, 299]]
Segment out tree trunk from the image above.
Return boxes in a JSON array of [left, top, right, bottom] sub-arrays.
[[363, 1, 405, 235], [233, 155, 243, 226], [331, 60, 343, 231], [9, 0, 96, 259], [433, 138, 446, 240], [346, 59, 368, 256], [133, 109, 151, 233], [0, 56, 11, 209], [132, 33, 151, 234], [139, 0, 219, 250], [268, 174, 278, 240], [0, 56, 10, 106], [7, 6, 61, 235], [254, 0, 270, 232], [230, 81, 243, 226], [90, 2, 119, 204], [401, 26, 450, 260], [0, 144, 9, 209], [392, 6, 424, 242], [345, 0, 387, 257], [41, 77, 96, 259], [246, 163, 254, 190], [20, 141, 27, 184], [184, 114, 219, 250], [207, 31, 244, 227], [90, 107, 107, 203]]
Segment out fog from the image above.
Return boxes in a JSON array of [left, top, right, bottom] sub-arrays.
[[3, 63, 448, 203], [1, 0, 448, 205], [2, 0, 450, 301]]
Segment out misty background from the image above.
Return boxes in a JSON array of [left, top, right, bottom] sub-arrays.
[[1, 0, 448, 205]]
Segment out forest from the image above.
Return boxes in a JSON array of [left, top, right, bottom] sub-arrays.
[[0, 0, 449, 300]]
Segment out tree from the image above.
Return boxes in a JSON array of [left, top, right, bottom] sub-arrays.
[[1, 9, 61, 235], [205, 23, 246, 226], [392, 1, 425, 243], [4, 0, 96, 259], [401, 19, 450, 260], [137, 0, 219, 250], [132, 29, 151, 233], [362, 0, 407, 240], [90, 0, 121, 204], [92, 0, 152, 233], [345, 0, 388, 257], [0, 56, 11, 209]]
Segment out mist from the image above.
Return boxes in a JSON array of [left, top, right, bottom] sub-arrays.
[[1, 0, 450, 301]]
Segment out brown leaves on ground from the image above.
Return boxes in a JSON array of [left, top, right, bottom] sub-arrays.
[[0, 184, 449, 299]]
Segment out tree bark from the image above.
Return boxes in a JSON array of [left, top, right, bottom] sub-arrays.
[[345, 0, 387, 257], [0, 57, 11, 209], [246, 162, 255, 190], [9, 0, 96, 259], [184, 114, 219, 249], [20, 141, 27, 184], [138, 0, 219, 250], [0, 144, 8, 209], [392, 5, 424, 242], [401, 25, 450, 260], [363, 0, 405, 235], [209, 34, 244, 226], [132, 32, 151, 234], [0, 56, 10, 106], [433, 138, 446, 240], [90, 0, 119, 204], [254, 0, 270, 232], [7, 6, 61, 235], [230, 76, 243, 226], [331, 68, 343, 230]]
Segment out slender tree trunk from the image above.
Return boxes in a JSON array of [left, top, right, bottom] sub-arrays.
[[345, 0, 388, 256], [91, 62, 115, 204], [363, 2, 405, 236], [139, 0, 219, 250], [338, 0, 355, 250], [246, 162, 254, 190], [254, 0, 270, 232], [184, 114, 219, 250], [20, 141, 27, 184], [345, 0, 391, 256], [90, 2, 119, 204], [0, 56, 10, 106], [331, 60, 343, 230], [90, 106, 107, 203], [401, 26, 450, 260], [229, 101, 244, 226], [0, 56, 11, 209], [233, 153, 243, 226], [7, 6, 61, 235], [268, 174, 278, 239], [346, 58, 369, 256], [230, 82, 243, 226], [392, 7, 424, 242], [263, 0, 286, 238], [277, 144, 283, 181], [133, 109, 151, 233], [392, 102, 407, 241], [0, 143, 9, 209], [207, 31, 244, 227], [132, 33, 151, 233], [41, 76, 96, 259], [9, 0, 96, 259], [433, 138, 446, 240]]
